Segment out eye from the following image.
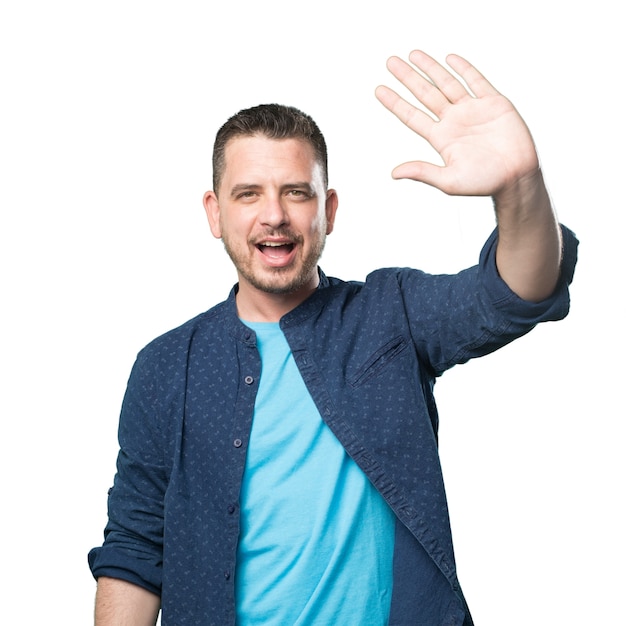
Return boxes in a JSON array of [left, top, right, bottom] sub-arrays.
[[237, 191, 258, 200], [286, 188, 313, 200]]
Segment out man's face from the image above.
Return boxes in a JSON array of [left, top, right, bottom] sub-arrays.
[[204, 135, 337, 299]]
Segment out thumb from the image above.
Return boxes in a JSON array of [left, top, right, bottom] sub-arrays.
[[391, 161, 447, 190]]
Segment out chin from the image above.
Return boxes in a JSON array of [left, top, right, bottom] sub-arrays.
[[247, 266, 317, 296], [254, 276, 310, 295]]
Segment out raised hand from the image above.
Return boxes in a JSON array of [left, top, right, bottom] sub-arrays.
[[375, 51, 540, 198]]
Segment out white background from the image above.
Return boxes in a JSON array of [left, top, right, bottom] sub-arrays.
[[1, 1, 623, 624]]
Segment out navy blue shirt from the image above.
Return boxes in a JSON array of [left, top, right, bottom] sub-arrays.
[[89, 227, 578, 625]]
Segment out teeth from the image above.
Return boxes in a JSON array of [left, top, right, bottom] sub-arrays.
[[262, 242, 287, 247]]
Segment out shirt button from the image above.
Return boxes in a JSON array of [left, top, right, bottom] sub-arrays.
[[233, 438, 242, 448], [227, 504, 236, 514], [244, 375, 254, 385], [224, 571, 231, 580]]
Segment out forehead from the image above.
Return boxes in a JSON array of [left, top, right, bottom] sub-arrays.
[[221, 135, 322, 187]]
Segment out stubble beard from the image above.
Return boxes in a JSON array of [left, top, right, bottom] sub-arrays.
[[221, 230, 327, 295]]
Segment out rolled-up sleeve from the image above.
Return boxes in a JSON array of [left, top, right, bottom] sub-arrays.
[[88, 351, 169, 596], [397, 224, 578, 376], [479, 223, 578, 324]]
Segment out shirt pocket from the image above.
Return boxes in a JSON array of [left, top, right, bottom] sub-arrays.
[[348, 335, 409, 388]]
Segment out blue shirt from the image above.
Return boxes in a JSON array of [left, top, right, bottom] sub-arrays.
[[236, 322, 395, 625], [89, 227, 578, 625]]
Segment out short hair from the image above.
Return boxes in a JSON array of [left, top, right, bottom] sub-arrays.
[[212, 104, 328, 193]]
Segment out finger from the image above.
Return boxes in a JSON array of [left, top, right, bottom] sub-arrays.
[[385, 55, 449, 118], [375, 84, 435, 141], [391, 160, 452, 192], [408, 50, 472, 105], [444, 53, 500, 98]]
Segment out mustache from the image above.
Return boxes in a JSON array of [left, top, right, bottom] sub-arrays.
[[249, 228, 304, 245]]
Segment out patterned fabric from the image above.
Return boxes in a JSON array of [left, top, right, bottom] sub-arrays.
[[89, 226, 578, 625]]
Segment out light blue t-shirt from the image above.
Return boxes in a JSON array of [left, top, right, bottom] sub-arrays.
[[236, 322, 395, 625]]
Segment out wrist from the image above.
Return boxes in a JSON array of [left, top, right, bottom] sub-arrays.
[[493, 167, 545, 216]]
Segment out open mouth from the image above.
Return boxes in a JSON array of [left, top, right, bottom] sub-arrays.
[[256, 241, 295, 259]]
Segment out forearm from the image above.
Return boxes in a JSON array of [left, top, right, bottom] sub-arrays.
[[493, 168, 562, 302], [95, 577, 160, 626]]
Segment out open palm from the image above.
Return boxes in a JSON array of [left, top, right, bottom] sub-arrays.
[[375, 51, 539, 197]]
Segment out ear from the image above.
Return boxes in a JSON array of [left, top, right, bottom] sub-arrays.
[[324, 189, 339, 235], [203, 190, 222, 239]]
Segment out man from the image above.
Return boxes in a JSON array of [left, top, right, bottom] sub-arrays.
[[89, 51, 577, 625]]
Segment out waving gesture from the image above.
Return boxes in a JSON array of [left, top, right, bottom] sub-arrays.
[[376, 50, 563, 302], [375, 51, 539, 198]]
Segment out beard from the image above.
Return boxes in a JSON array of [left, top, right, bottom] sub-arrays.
[[221, 227, 327, 295]]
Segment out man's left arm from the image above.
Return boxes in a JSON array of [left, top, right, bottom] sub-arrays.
[[375, 50, 563, 301], [491, 167, 561, 301]]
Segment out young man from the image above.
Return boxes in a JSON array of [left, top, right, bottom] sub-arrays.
[[89, 51, 577, 625]]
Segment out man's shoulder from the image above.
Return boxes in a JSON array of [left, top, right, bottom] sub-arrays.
[[137, 296, 233, 361], [323, 267, 431, 296], [308, 267, 436, 325]]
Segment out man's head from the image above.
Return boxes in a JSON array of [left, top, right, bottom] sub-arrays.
[[203, 105, 338, 318], [212, 104, 328, 195]]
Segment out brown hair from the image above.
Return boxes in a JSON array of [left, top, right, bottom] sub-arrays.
[[212, 104, 328, 192]]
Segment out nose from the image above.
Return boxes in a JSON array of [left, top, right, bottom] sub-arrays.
[[259, 194, 289, 229]]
